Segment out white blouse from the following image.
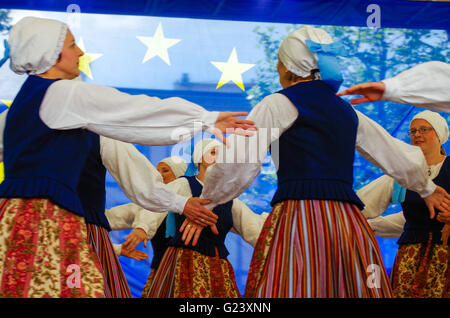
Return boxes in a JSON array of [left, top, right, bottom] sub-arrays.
[[201, 91, 435, 210], [0, 109, 189, 215], [357, 160, 444, 238], [382, 61, 450, 112], [40, 79, 219, 145], [107, 176, 269, 256]]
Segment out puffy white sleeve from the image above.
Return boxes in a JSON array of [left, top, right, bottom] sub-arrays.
[[100, 136, 188, 214], [356, 174, 394, 219], [355, 110, 435, 198], [0, 109, 8, 162], [229, 199, 269, 247], [40, 80, 219, 145], [367, 212, 405, 239], [106, 178, 192, 239], [382, 61, 450, 112], [201, 93, 298, 209]]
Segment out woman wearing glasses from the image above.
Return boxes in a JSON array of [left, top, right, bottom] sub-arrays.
[[357, 110, 450, 298]]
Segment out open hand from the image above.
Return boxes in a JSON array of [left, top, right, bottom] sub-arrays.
[[122, 228, 148, 252], [423, 185, 450, 219], [120, 247, 148, 261], [213, 111, 257, 145], [336, 82, 386, 105], [180, 219, 218, 247], [183, 197, 218, 227]]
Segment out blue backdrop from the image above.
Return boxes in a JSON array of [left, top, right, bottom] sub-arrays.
[[0, 2, 449, 297]]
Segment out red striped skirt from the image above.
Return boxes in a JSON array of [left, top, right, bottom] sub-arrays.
[[86, 223, 132, 298], [141, 247, 240, 298], [0, 198, 104, 298], [244, 200, 393, 298], [390, 235, 449, 298]]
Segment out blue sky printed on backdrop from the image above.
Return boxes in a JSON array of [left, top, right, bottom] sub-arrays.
[[0, 9, 449, 297]]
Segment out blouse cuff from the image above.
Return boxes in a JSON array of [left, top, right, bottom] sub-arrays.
[[418, 179, 436, 198], [381, 77, 401, 102], [173, 195, 189, 215], [202, 111, 220, 134], [112, 243, 122, 257]]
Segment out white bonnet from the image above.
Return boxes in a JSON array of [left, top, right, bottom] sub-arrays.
[[159, 156, 187, 178], [411, 110, 449, 145], [8, 16, 68, 75], [278, 25, 333, 78], [192, 139, 221, 168]]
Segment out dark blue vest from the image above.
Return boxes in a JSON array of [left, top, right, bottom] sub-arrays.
[[169, 176, 233, 259], [0, 75, 92, 216], [271, 80, 364, 210], [398, 156, 450, 245], [76, 133, 111, 231], [150, 215, 171, 269]]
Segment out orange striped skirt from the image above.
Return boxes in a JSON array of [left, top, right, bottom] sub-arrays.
[[86, 223, 132, 298], [245, 200, 393, 298], [0, 198, 104, 298], [142, 246, 240, 298]]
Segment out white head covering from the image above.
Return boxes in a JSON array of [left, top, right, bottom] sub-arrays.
[[159, 156, 187, 178], [8, 16, 68, 75], [192, 139, 221, 168], [411, 110, 449, 145], [278, 25, 334, 78]]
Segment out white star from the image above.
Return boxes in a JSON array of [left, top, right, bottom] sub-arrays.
[[137, 23, 181, 66], [211, 48, 255, 91]]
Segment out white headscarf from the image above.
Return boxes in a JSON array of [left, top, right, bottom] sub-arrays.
[[159, 156, 187, 178], [192, 139, 221, 168], [278, 25, 334, 78], [8, 16, 68, 75], [411, 110, 449, 145]]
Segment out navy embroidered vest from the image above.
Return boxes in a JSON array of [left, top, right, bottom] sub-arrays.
[[76, 133, 111, 231], [169, 176, 233, 259], [271, 80, 364, 210], [0, 75, 92, 216], [398, 157, 450, 245]]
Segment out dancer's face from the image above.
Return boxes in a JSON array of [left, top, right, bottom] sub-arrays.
[[277, 57, 290, 89], [201, 146, 218, 169], [409, 119, 441, 157], [51, 30, 84, 79], [157, 162, 177, 184]]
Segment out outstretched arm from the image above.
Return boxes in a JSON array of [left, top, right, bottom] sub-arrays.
[[337, 61, 450, 112]]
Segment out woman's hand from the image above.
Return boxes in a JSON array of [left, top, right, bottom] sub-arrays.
[[122, 228, 148, 252], [120, 247, 148, 261], [213, 112, 256, 146], [180, 219, 218, 247], [336, 82, 386, 105]]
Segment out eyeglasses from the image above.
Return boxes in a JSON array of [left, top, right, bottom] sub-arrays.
[[407, 127, 434, 136]]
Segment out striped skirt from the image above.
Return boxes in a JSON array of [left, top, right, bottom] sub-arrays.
[[244, 200, 393, 298], [142, 247, 240, 298], [390, 235, 449, 298], [0, 198, 104, 298], [86, 223, 132, 298]]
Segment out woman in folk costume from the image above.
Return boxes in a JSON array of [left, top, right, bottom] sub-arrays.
[[138, 138, 268, 298], [0, 16, 255, 298], [200, 26, 450, 298], [107, 156, 187, 264], [357, 110, 450, 298]]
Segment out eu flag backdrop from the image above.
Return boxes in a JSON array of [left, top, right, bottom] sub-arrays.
[[0, 8, 448, 297]]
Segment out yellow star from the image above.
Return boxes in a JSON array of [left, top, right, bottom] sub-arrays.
[[0, 100, 11, 183], [1, 100, 12, 107], [211, 48, 255, 91], [77, 38, 103, 80], [137, 23, 181, 66]]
